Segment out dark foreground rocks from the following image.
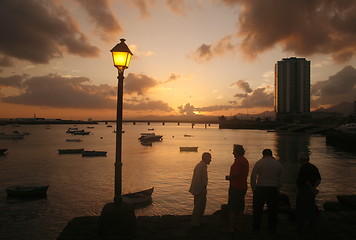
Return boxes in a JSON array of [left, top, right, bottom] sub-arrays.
[[58, 209, 356, 240]]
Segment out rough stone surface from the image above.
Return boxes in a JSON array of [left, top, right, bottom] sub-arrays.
[[57, 209, 356, 240]]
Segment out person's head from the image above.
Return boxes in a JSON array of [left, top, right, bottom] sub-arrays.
[[202, 152, 212, 165], [298, 152, 309, 165], [233, 144, 245, 157], [262, 149, 273, 157]]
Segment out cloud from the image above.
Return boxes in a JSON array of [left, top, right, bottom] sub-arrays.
[[239, 88, 274, 108], [1, 74, 116, 109], [190, 35, 236, 62], [76, 0, 122, 42], [0, 75, 24, 88], [129, 0, 151, 17], [232, 79, 253, 93], [0, 0, 99, 65], [198, 0, 356, 62], [166, 0, 187, 16], [124, 73, 158, 95], [178, 103, 196, 115], [124, 97, 174, 112], [311, 65, 356, 106], [161, 73, 180, 84]]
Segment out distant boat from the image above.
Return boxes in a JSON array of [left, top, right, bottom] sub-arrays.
[[6, 185, 49, 199], [0, 148, 8, 154], [82, 150, 107, 157], [140, 141, 152, 146], [73, 130, 91, 135], [184, 134, 192, 137], [106, 125, 113, 128], [87, 126, 94, 129], [66, 139, 82, 142], [122, 187, 154, 204], [138, 133, 163, 142], [180, 146, 198, 152], [66, 127, 78, 133], [148, 128, 154, 131], [58, 148, 84, 154]]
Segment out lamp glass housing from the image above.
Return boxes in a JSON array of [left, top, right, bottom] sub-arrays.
[[112, 51, 132, 70]]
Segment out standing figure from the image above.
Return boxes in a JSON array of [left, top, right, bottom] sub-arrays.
[[225, 144, 249, 233], [250, 149, 283, 232], [189, 152, 212, 227], [296, 152, 321, 232]]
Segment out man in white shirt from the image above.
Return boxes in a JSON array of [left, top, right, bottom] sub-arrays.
[[189, 152, 212, 227], [250, 149, 283, 232]]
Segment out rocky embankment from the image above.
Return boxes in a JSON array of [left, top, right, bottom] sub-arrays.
[[58, 195, 356, 240]]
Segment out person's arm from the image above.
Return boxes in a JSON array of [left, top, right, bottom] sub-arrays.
[[250, 163, 258, 191]]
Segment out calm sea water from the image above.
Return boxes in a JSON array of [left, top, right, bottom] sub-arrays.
[[1, 123, 355, 239]]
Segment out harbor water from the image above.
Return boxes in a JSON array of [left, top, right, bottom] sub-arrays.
[[1, 123, 355, 239]]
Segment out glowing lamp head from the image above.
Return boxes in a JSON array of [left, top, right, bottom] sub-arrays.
[[111, 38, 133, 71]]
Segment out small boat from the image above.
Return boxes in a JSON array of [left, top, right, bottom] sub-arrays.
[[140, 141, 152, 146], [82, 150, 107, 157], [73, 131, 90, 135], [58, 148, 84, 154], [66, 139, 82, 142], [106, 125, 113, 128], [138, 133, 163, 142], [148, 128, 154, 131], [122, 187, 154, 204], [87, 126, 94, 129], [6, 185, 49, 199], [184, 134, 192, 137], [66, 127, 78, 133], [0, 148, 8, 154], [180, 146, 198, 152]]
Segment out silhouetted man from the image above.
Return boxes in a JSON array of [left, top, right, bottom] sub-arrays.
[[251, 149, 283, 232], [189, 152, 212, 228], [296, 152, 321, 232]]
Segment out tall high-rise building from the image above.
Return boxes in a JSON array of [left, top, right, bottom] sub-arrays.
[[275, 57, 310, 117]]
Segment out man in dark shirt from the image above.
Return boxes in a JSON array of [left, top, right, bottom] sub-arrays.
[[296, 152, 321, 232]]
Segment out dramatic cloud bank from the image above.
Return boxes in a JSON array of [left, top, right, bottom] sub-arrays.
[[0, 73, 174, 113], [193, 0, 356, 62], [0, 0, 99, 66], [311, 65, 356, 106], [76, 0, 122, 42]]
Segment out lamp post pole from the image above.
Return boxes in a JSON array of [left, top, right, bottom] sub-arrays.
[[114, 70, 124, 205], [98, 39, 135, 236]]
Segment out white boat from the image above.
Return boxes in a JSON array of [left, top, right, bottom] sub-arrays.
[[180, 146, 198, 152], [138, 133, 163, 142], [122, 187, 154, 204]]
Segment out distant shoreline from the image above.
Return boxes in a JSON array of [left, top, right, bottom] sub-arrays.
[[0, 119, 98, 125]]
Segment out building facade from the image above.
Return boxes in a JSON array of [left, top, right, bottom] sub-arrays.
[[275, 57, 310, 121]]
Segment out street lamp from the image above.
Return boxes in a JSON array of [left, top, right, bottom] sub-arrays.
[[98, 39, 135, 236], [110, 38, 133, 205]]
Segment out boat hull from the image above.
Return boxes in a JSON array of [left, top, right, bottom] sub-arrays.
[[180, 147, 198, 152], [122, 187, 154, 204], [58, 149, 84, 154], [82, 151, 107, 157], [6, 185, 49, 199]]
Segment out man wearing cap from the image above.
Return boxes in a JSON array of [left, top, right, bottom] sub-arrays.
[[189, 152, 212, 228], [296, 152, 321, 232]]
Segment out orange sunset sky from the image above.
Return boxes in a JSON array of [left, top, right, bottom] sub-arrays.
[[0, 0, 356, 120]]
